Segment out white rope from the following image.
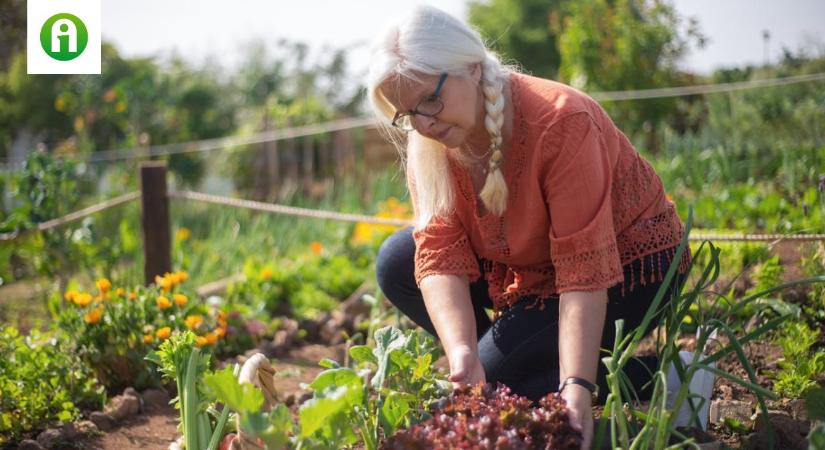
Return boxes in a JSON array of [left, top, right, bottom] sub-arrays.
[[0, 191, 141, 241], [168, 190, 415, 227], [591, 72, 825, 101], [3, 189, 823, 243], [2, 72, 823, 169]]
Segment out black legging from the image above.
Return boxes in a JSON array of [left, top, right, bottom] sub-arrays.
[[375, 227, 685, 404]]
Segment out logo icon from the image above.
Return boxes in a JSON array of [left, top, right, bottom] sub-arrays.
[[40, 13, 89, 61]]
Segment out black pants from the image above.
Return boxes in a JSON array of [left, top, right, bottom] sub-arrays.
[[375, 227, 685, 404]]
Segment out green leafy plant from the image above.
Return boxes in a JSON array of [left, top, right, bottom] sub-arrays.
[[772, 321, 825, 398], [594, 209, 825, 450], [0, 326, 104, 444]]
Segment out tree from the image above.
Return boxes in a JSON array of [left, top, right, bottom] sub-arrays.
[[468, 0, 564, 78], [554, 0, 703, 152]]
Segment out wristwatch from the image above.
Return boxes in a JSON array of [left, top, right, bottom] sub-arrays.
[[558, 376, 599, 402]]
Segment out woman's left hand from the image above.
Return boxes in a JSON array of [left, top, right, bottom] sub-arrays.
[[560, 384, 594, 450]]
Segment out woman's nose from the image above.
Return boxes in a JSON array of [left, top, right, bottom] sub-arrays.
[[412, 114, 438, 133]]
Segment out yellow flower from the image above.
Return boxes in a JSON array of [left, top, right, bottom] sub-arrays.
[[195, 336, 209, 347], [115, 100, 127, 113], [73, 292, 93, 307], [115, 287, 125, 297], [215, 327, 226, 338], [184, 315, 203, 330], [173, 294, 188, 307], [310, 241, 324, 255], [143, 334, 154, 344], [84, 307, 104, 324], [204, 332, 218, 345], [176, 271, 189, 283], [155, 327, 171, 340], [96, 278, 111, 295], [128, 292, 137, 301], [176, 227, 191, 242], [64, 290, 78, 302], [156, 296, 172, 310], [259, 267, 273, 281]]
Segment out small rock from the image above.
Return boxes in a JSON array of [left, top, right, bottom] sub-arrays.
[[141, 388, 171, 411], [75, 420, 98, 435], [18, 439, 45, 450], [709, 399, 753, 425], [89, 411, 115, 431], [59, 422, 80, 440], [104, 394, 140, 421], [123, 387, 144, 413], [36, 428, 62, 448], [284, 393, 296, 407]]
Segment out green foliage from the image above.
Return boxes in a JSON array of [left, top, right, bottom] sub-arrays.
[[467, 0, 563, 77], [772, 321, 825, 399], [297, 326, 449, 450], [0, 326, 104, 443], [555, 0, 702, 152]]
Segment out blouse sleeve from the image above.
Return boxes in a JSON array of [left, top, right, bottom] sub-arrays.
[[541, 112, 624, 293], [406, 165, 481, 287]]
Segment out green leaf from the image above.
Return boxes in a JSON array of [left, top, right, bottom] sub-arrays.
[[349, 345, 377, 365], [371, 326, 407, 389], [412, 354, 432, 380], [318, 358, 340, 369], [809, 423, 825, 450], [299, 385, 358, 438], [379, 390, 414, 436], [203, 366, 264, 413], [805, 387, 825, 421], [309, 368, 363, 395]]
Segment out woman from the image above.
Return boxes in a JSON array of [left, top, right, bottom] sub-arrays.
[[368, 6, 691, 447]]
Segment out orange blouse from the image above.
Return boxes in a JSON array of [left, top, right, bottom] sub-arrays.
[[408, 72, 691, 314]]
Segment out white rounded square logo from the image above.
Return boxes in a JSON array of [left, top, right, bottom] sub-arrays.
[[27, 0, 101, 74]]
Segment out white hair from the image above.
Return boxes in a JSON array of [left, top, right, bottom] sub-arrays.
[[367, 5, 518, 227]]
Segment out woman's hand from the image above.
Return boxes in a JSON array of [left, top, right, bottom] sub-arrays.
[[560, 384, 594, 450], [446, 345, 486, 388]]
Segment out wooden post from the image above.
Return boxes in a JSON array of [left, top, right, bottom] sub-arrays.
[[140, 162, 171, 286]]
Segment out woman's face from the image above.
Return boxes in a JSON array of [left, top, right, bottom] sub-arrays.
[[379, 65, 484, 148]]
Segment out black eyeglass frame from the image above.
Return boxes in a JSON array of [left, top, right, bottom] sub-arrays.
[[391, 73, 448, 131]]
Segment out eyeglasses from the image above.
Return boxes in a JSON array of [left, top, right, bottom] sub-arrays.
[[391, 73, 448, 132]]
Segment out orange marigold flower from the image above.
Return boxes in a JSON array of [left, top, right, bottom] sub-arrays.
[[84, 307, 104, 324], [143, 334, 154, 344], [128, 292, 138, 301], [177, 271, 188, 283], [74, 292, 93, 307], [204, 332, 218, 345], [184, 315, 203, 330], [173, 293, 188, 306], [155, 275, 172, 291], [195, 336, 208, 347], [259, 267, 273, 281], [64, 290, 78, 302], [115, 287, 125, 297], [310, 241, 323, 255], [156, 296, 172, 310], [215, 327, 226, 338], [96, 278, 111, 295], [155, 327, 171, 340]]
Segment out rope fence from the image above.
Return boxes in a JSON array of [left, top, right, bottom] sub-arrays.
[[3, 188, 823, 243], [0, 191, 141, 241], [2, 72, 824, 168]]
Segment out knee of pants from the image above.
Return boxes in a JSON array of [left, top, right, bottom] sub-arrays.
[[375, 227, 416, 299]]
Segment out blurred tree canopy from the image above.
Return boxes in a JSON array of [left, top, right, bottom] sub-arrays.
[[468, 0, 704, 152], [468, 0, 564, 78]]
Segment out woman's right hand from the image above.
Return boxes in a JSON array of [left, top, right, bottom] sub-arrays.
[[447, 345, 486, 388]]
